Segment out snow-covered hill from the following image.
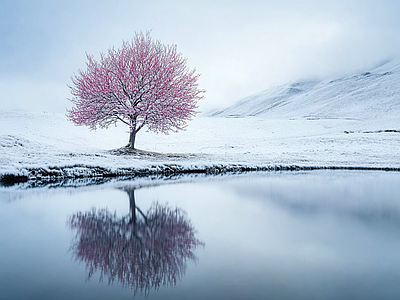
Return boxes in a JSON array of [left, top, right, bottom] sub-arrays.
[[1, 60, 400, 184], [211, 60, 400, 124]]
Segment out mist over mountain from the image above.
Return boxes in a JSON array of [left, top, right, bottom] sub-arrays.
[[211, 59, 400, 123]]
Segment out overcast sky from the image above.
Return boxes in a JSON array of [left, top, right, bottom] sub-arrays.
[[1, 0, 399, 114]]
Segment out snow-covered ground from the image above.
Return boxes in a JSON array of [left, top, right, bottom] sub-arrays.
[[1, 60, 399, 182]]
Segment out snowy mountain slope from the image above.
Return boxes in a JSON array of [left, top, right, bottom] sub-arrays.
[[211, 60, 400, 123], [210, 81, 320, 117]]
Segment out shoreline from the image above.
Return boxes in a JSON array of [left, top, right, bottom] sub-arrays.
[[2, 163, 400, 187]]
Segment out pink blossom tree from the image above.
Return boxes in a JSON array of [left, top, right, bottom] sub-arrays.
[[67, 31, 205, 149], [68, 188, 204, 296]]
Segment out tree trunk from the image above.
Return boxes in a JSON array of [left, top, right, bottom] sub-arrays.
[[127, 189, 137, 225], [128, 131, 136, 149], [127, 189, 147, 225]]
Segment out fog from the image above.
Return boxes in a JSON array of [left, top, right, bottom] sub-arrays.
[[1, 0, 399, 113]]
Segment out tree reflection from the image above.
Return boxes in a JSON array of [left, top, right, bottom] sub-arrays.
[[68, 188, 204, 296]]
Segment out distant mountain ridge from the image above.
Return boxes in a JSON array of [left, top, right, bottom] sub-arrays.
[[211, 59, 400, 122]]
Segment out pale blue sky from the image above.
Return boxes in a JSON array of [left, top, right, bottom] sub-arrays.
[[1, 0, 399, 113]]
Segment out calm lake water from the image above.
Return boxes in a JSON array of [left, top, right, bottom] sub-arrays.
[[1, 171, 400, 300]]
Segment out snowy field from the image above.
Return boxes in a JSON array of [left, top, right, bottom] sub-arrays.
[[0, 110, 399, 181], [1, 60, 399, 182]]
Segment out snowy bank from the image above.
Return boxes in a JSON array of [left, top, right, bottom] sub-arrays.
[[1, 108, 399, 185]]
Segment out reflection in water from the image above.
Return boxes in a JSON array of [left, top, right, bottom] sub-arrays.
[[68, 188, 204, 296]]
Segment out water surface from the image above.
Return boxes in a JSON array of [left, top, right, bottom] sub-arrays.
[[1, 171, 400, 299]]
